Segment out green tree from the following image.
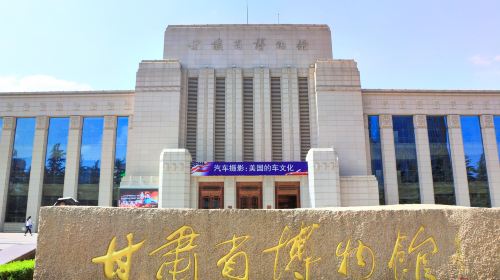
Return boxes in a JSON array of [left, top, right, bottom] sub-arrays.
[[45, 143, 66, 178]]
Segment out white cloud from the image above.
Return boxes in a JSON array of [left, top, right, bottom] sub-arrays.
[[469, 55, 492, 66], [469, 54, 500, 66], [0, 75, 92, 92]]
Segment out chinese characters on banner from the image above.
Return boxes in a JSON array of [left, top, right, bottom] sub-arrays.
[[191, 162, 308, 176], [92, 225, 441, 280]]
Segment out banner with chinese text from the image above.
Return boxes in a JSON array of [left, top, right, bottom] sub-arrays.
[[191, 161, 308, 176]]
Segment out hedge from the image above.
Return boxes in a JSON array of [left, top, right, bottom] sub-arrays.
[[0, 259, 34, 280]]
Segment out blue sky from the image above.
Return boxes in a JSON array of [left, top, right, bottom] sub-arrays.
[[0, 0, 499, 91]]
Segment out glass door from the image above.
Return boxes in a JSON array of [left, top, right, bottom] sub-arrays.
[[236, 182, 262, 209], [275, 182, 300, 209], [198, 183, 224, 209]]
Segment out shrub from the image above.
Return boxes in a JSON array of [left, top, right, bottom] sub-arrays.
[[0, 259, 34, 280]]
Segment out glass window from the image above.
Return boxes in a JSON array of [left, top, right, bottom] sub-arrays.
[[5, 118, 36, 222], [427, 116, 455, 205], [461, 116, 491, 207], [0, 118, 3, 141], [495, 116, 500, 161], [393, 116, 420, 204], [368, 115, 385, 205], [78, 117, 103, 206], [113, 117, 128, 207], [41, 118, 69, 206]]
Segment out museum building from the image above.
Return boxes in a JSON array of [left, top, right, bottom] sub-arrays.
[[0, 24, 499, 231]]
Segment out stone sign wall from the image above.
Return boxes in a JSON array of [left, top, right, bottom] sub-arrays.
[[34, 205, 499, 279]]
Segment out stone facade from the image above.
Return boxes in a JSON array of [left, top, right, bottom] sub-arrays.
[[0, 24, 499, 231]]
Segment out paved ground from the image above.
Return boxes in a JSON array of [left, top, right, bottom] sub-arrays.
[[0, 233, 37, 264]]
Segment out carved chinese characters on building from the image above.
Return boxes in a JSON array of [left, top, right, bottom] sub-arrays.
[[186, 39, 309, 51], [92, 224, 446, 279]]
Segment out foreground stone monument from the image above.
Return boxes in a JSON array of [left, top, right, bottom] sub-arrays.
[[35, 205, 499, 279]]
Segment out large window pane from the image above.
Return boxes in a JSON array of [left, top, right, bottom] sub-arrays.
[[393, 116, 420, 204], [113, 117, 128, 207], [368, 115, 385, 205], [461, 116, 491, 207], [0, 118, 3, 141], [495, 116, 500, 161], [427, 116, 455, 205], [78, 117, 103, 206], [41, 118, 69, 206], [6, 118, 35, 222]]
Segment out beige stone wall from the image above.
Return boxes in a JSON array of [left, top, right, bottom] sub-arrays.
[[35, 205, 499, 279]]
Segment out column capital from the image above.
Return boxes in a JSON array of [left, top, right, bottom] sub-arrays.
[[379, 114, 392, 129], [69, 116, 82, 130], [447, 115, 461, 129], [480, 115, 494, 129], [413, 115, 427, 129], [36, 116, 49, 130], [104, 116, 117, 130], [2, 117, 15, 131]]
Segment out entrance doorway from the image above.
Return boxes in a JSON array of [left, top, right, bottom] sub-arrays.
[[275, 182, 300, 209], [236, 182, 262, 209], [198, 183, 224, 209]]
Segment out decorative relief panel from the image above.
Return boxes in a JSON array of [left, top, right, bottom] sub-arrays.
[[6, 103, 13, 112], [399, 101, 406, 109], [90, 103, 97, 111], [379, 115, 392, 128], [483, 101, 490, 110], [36, 116, 49, 130], [433, 101, 440, 110], [447, 115, 460, 129], [70, 116, 82, 130], [416, 100, 423, 109], [467, 101, 473, 110], [106, 102, 115, 111], [56, 103, 63, 111], [451, 101, 457, 110], [414, 115, 427, 129], [383, 100, 389, 110], [480, 115, 494, 128], [2, 117, 15, 130], [23, 103, 30, 112]]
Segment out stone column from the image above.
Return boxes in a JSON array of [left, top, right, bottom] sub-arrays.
[[308, 66, 318, 149], [306, 148, 340, 207], [63, 116, 82, 199], [98, 116, 117, 206], [379, 115, 399, 204], [224, 177, 236, 209], [480, 115, 500, 207], [26, 116, 49, 230], [299, 176, 310, 208], [263, 177, 275, 209], [281, 67, 300, 161], [413, 115, 435, 204], [0, 117, 16, 230], [159, 149, 191, 208], [253, 68, 272, 161], [196, 68, 214, 162], [226, 68, 243, 161], [447, 115, 470, 206], [364, 115, 372, 175]]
